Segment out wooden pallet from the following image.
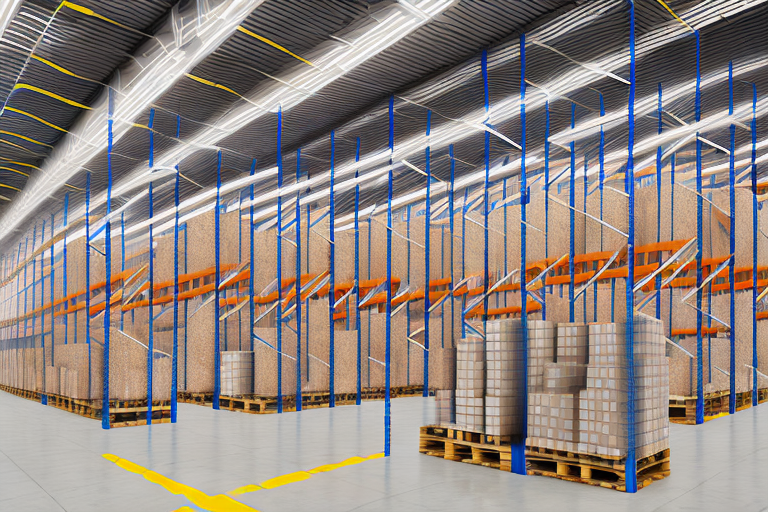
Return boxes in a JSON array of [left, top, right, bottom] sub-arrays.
[[525, 446, 670, 491], [419, 425, 669, 491], [0, 384, 40, 401], [670, 388, 768, 424], [45, 393, 172, 427], [180, 385, 434, 414], [0, 385, 171, 427], [419, 426, 512, 471]]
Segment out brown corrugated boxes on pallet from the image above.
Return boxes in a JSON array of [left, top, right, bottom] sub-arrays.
[[220, 351, 254, 397], [439, 315, 669, 459], [454, 337, 484, 431], [485, 319, 525, 437]]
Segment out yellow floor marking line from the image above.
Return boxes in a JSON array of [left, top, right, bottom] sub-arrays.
[[228, 453, 384, 496], [704, 412, 730, 422], [102, 454, 259, 512]]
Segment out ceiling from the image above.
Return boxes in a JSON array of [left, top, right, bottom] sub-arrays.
[[0, 0, 765, 252]]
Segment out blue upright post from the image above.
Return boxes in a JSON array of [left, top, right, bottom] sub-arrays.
[[22, 232, 29, 338], [39, 220, 44, 405], [307, 202, 312, 385], [423, 110, 432, 396], [441, 226, 445, 347], [171, 115, 181, 423], [103, 87, 114, 429], [47, 212, 54, 400], [583, 156, 589, 323], [295, 150, 302, 411], [655, 83, 663, 321], [597, 96, 606, 323], [481, 47, 490, 367], [461, 188, 468, 338], [238, 198, 242, 351], [569, 103, 576, 323], [85, 172, 92, 396], [694, 30, 704, 426], [354, 138, 362, 406], [481, 48, 491, 439], [543, 101, 550, 321], [625, 0, 638, 493], [728, 62, 736, 415], [385, 95, 394, 456], [250, 159, 256, 355], [183, 229, 189, 390], [214, 150, 222, 411], [30, 222, 36, 342], [14, 241, 21, 341], [120, 212, 125, 331], [448, 144, 456, 423], [512, 33, 528, 475], [146, 107, 155, 424], [169, 163, 180, 423], [599, 94, 605, 252], [750, 84, 758, 406], [329, 130, 336, 408], [669, 154, 676, 338], [63, 193, 68, 345], [276, 108, 283, 414], [503, 175, 508, 310], [406, 206, 411, 383]]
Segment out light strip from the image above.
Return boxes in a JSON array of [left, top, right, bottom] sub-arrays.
[[0, 0, 268, 241]]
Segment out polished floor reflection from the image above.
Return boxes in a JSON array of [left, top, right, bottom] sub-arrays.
[[1, 391, 767, 511]]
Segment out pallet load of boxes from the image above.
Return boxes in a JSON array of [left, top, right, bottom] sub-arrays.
[[422, 314, 670, 491]]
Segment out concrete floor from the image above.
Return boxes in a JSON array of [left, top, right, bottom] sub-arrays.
[[1, 391, 767, 512]]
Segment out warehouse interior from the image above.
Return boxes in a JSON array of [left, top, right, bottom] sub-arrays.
[[0, 0, 766, 511]]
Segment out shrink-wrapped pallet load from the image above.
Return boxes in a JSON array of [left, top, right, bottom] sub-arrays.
[[527, 320, 556, 392], [485, 319, 525, 437], [578, 316, 669, 458], [454, 337, 484, 431], [221, 351, 254, 397]]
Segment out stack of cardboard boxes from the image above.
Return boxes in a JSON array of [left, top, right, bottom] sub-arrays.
[[527, 320, 557, 391], [434, 389, 454, 425], [528, 323, 587, 451], [443, 315, 669, 460], [577, 317, 668, 458], [455, 337, 485, 430], [485, 319, 524, 437]]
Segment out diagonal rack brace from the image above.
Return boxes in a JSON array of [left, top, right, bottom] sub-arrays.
[[463, 268, 519, 315], [666, 338, 695, 359], [633, 238, 697, 292], [550, 195, 628, 238], [682, 301, 730, 330], [635, 253, 697, 312], [681, 254, 733, 303], [573, 249, 622, 301]]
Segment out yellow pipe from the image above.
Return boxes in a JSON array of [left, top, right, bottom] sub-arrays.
[[237, 26, 314, 66]]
